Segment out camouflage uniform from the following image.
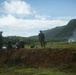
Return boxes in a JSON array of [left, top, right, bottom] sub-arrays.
[[38, 31, 45, 47]]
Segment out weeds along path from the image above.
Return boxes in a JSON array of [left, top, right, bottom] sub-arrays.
[[0, 48, 76, 69]]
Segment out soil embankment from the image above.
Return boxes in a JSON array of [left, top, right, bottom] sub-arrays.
[[0, 48, 76, 70]]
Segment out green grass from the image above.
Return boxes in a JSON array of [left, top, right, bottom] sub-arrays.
[[25, 42, 76, 48], [0, 67, 76, 75]]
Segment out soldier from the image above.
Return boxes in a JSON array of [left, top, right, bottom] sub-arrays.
[[16, 42, 20, 50], [19, 38, 25, 48], [38, 30, 45, 47], [0, 31, 3, 50], [7, 38, 13, 49]]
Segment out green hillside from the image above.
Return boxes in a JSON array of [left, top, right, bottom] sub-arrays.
[[31, 19, 76, 41], [44, 26, 65, 38], [44, 19, 76, 39]]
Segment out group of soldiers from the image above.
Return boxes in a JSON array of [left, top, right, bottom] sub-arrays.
[[0, 30, 46, 50], [0, 31, 25, 50], [7, 38, 25, 50]]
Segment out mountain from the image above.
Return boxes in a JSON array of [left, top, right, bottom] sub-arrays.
[[31, 19, 76, 40]]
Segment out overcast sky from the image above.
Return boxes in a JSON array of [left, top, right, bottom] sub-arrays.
[[0, 0, 76, 37]]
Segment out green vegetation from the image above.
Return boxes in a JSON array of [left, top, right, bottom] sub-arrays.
[[3, 36, 76, 49], [0, 67, 76, 75], [3, 36, 38, 46]]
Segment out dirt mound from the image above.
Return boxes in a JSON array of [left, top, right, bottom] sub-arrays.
[[0, 48, 76, 68]]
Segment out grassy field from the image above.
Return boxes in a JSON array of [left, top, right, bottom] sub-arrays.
[[47, 42, 76, 48], [0, 42, 76, 75], [25, 42, 76, 48], [0, 67, 76, 75]]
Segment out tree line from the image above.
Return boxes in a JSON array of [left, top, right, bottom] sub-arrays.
[[3, 36, 66, 46], [3, 36, 38, 46]]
